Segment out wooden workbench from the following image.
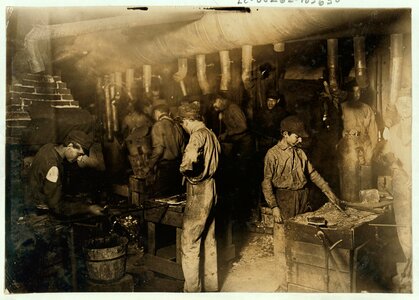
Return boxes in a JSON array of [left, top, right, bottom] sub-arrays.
[[284, 203, 393, 293], [143, 200, 185, 280]]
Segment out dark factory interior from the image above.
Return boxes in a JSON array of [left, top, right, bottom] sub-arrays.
[[3, 5, 413, 294]]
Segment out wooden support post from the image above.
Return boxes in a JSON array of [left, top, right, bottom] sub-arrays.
[[176, 227, 182, 264], [147, 222, 156, 255]]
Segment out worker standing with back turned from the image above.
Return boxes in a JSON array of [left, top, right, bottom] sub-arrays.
[[177, 102, 221, 292]]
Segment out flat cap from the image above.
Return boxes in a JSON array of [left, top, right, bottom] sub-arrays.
[[280, 115, 309, 138], [177, 103, 201, 120], [64, 130, 93, 153]]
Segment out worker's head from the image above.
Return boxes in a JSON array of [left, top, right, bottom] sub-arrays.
[[266, 90, 283, 110], [63, 130, 93, 162], [280, 115, 309, 147], [176, 103, 202, 133], [152, 104, 170, 121], [213, 91, 229, 112]]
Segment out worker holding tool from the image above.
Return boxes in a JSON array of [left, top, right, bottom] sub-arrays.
[[261, 115, 342, 291], [176, 102, 221, 292]]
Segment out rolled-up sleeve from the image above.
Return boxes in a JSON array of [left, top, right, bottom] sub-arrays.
[[307, 159, 332, 193]]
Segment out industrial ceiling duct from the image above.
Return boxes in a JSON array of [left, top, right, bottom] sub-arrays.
[[133, 9, 394, 66], [24, 8, 204, 73]]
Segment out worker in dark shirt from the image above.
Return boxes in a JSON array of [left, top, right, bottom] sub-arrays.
[[28, 130, 104, 217], [212, 92, 255, 222], [147, 104, 185, 197], [253, 89, 289, 156]]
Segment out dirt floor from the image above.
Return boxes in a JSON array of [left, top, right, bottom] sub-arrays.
[[133, 228, 278, 293]]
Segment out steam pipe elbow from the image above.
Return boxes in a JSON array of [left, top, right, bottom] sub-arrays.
[[219, 50, 231, 91], [196, 54, 211, 95], [241, 45, 253, 90]]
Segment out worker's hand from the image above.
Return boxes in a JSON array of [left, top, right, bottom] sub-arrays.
[[88, 204, 105, 216], [324, 190, 340, 206], [272, 207, 283, 224]]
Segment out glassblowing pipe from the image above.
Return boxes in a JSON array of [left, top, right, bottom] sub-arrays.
[[103, 75, 114, 141]]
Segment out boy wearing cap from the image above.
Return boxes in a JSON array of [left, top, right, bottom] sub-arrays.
[[177, 103, 221, 292], [28, 130, 104, 217], [262, 115, 340, 291]]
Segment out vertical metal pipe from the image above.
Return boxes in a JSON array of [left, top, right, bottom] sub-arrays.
[[104, 75, 113, 141], [173, 58, 188, 96], [242, 45, 253, 91], [327, 39, 339, 89], [143, 65, 152, 93], [196, 54, 211, 95], [112, 72, 122, 133], [219, 50, 231, 91], [126, 68, 135, 101], [353, 36, 369, 88], [389, 34, 404, 105]]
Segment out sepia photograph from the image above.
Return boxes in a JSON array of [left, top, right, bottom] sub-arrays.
[[2, 0, 416, 297]]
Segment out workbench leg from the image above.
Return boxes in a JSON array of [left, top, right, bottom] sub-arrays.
[[176, 227, 182, 264], [68, 226, 78, 291], [147, 222, 156, 255]]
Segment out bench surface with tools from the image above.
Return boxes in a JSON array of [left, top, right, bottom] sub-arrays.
[[284, 201, 393, 292]]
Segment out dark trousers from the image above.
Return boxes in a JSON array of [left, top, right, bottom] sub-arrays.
[[275, 188, 309, 220]]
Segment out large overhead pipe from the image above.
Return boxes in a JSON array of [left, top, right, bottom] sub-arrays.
[[24, 8, 204, 73], [196, 54, 211, 95], [242, 45, 253, 91], [143, 65, 152, 93], [132, 9, 392, 65], [219, 50, 231, 91], [389, 33, 404, 105], [173, 58, 188, 96], [353, 36, 369, 88], [327, 39, 339, 89]]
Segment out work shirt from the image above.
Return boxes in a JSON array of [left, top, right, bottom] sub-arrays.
[[220, 102, 248, 137], [180, 122, 221, 184], [341, 101, 378, 150], [262, 138, 332, 209], [28, 144, 63, 211], [149, 114, 185, 168]]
